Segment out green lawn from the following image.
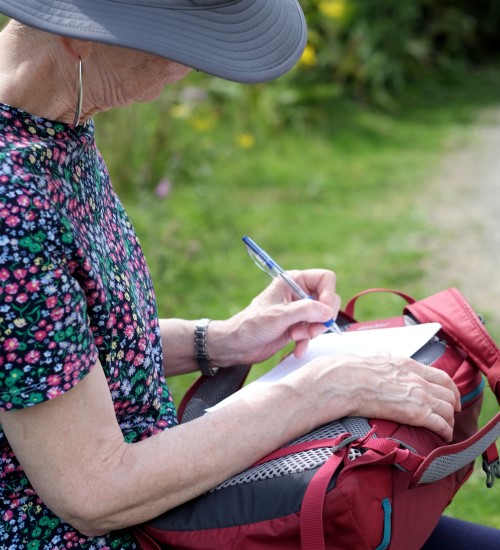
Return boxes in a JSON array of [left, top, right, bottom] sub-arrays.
[[96, 63, 500, 529]]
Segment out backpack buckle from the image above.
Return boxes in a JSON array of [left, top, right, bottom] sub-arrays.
[[482, 457, 500, 488]]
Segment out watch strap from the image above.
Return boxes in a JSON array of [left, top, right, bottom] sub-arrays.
[[194, 318, 219, 376]]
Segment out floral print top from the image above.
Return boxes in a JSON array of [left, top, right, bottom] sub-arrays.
[[0, 103, 178, 549]]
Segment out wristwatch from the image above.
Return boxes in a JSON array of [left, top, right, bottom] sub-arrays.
[[194, 318, 219, 376]]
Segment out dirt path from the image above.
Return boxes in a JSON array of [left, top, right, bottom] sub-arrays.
[[421, 107, 500, 336]]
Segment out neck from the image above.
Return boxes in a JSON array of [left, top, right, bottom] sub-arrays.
[[0, 22, 78, 124]]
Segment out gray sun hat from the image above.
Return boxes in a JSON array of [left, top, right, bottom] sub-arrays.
[[0, 0, 307, 83]]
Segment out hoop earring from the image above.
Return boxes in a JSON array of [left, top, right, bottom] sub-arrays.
[[73, 58, 83, 128]]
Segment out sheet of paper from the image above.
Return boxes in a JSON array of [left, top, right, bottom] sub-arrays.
[[207, 322, 441, 412]]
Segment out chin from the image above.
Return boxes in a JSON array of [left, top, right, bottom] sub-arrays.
[[137, 88, 164, 103]]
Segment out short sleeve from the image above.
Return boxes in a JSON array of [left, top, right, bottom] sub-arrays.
[[0, 179, 98, 410]]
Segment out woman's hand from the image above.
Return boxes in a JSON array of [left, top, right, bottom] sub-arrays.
[[208, 269, 341, 367], [285, 353, 461, 442]]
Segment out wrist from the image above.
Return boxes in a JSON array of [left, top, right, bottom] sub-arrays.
[[205, 318, 244, 368]]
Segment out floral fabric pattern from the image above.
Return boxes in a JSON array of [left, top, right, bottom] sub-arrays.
[[0, 104, 178, 548]]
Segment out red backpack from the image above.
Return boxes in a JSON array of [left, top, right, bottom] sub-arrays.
[[135, 288, 500, 550]]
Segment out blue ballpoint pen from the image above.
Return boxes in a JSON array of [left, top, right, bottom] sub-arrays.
[[242, 236, 342, 335]]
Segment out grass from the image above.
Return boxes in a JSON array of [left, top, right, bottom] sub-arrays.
[[95, 63, 500, 529]]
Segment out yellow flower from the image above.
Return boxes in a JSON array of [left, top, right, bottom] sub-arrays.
[[236, 133, 255, 149], [299, 44, 317, 67], [13, 318, 27, 328], [319, 0, 347, 19], [170, 104, 190, 119]]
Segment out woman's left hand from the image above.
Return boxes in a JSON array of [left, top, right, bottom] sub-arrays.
[[208, 269, 341, 367]]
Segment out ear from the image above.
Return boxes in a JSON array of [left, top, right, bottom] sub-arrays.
[[58, 36, 93, 62]]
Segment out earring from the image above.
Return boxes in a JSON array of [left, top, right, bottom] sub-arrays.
[[73, 58, 83, 128]]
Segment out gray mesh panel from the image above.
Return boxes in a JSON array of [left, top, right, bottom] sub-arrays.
[[418, 424, 500, 484], [211, 417, 372, 492]]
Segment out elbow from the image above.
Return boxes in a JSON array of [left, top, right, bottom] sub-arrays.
[[52, 486, 122, 537], [62, 504, 119, 538]]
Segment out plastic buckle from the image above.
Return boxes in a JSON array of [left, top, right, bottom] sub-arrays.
[[482, 457, 500, 488], [331, 434, 359, 454]]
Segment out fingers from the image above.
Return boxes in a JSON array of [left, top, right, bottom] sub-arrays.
[[287, 269, 340, 313], [405, 360, 461, 413], [394, 363, 460, 441]]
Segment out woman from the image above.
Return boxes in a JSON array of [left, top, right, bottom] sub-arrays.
[[0, 1, 461, 548]]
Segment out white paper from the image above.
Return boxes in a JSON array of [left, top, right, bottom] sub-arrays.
[[207, 322, 441, 412]]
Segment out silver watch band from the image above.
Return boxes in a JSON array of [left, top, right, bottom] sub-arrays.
[[194, 318, 219, 376]]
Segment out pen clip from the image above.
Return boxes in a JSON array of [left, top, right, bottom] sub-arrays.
[[243, 236, 283, 278]]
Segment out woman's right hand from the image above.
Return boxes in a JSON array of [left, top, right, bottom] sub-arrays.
[[285, 354, 461, 442]]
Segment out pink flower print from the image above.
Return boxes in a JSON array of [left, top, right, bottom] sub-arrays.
[[16, 293, 28, 304], [133, 353, 144, 366], [16, 195, 30, 208], [94, 335, 104, 346], [13, 268, 27, 280], [47, 387, 64, 399], [125, 350, 135, 362], [2, 510, 13, 522], [106, 313, 117, 329], [51, 307, 64, 321], [47, 374, 61, 386], [124, 325, 134, 339], [5, 215, 20, 227], [26, 280, 41, 292], [0, 268, 9, 282], [45, 296, 57, 308], [3, 338, 18, 352], [34, 330, 47, 341], [32, 196, 43, 209], [25, 350, 41, 364], [5, 283, 18, 295]]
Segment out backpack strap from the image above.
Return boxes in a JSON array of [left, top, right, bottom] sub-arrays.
[[404, 287, 500, 401], [410, 414, 500, 487], [178, 364, 251, 423], [404, 288, 500, 487]]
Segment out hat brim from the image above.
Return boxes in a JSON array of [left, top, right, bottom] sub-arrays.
[[0, 0, 307, 83]]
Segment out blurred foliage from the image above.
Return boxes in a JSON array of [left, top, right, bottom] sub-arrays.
[[92, 0, 500, 197], [296, 0, 500, 105]]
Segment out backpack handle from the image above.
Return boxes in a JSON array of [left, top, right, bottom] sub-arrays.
[[344, 288, 416, 318]]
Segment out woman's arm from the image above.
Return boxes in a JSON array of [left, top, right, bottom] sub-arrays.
[[0, 351, 459, 537]]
